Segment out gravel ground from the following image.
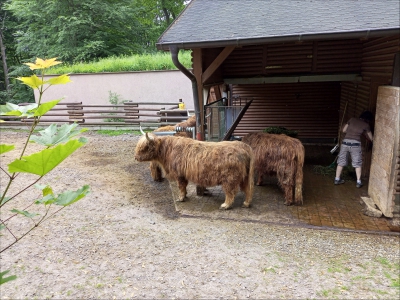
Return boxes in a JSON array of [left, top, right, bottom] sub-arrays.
[[0, 129, 399, 299]]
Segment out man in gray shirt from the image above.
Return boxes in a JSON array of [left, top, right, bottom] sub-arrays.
[[334, 110, 374, 188]]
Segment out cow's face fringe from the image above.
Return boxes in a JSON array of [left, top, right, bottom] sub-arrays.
[[134, 133, 159, 161]]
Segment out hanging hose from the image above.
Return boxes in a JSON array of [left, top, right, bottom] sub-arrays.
[[330, 95, 349, 154]]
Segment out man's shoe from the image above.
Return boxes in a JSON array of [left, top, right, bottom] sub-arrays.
[[334, 179, 345, 185], [356, 182, 363, 188]]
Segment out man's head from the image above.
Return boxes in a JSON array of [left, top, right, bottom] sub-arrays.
[[359, 110, 373, 123]]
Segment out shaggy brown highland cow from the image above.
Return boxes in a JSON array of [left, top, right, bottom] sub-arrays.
[[149, 115, 196, 181], [135, 133, 255, 210], [241, 132, 304, 205], [175, 114, 196, 129]]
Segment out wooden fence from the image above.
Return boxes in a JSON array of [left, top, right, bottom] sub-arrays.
[[0, 101, 194, 127]]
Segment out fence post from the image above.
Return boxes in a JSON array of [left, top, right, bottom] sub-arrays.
[[67, 102, 84, 123]]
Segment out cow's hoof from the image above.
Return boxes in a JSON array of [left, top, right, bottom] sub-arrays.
[[219, 203, 231, 210], [242, 202, 251, 208], [283, 201, 293, 206], [176, 196, 186, 202]]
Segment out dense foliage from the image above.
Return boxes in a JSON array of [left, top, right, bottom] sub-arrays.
[[0, 0, 187, 104], [47, 51, 192, 74]]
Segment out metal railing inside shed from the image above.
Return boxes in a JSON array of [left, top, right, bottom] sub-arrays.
[[204, 97, 252, 141]]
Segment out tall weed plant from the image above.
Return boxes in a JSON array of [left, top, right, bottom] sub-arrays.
[[0, 58, 90, 285], [48, 51, 192, 74]]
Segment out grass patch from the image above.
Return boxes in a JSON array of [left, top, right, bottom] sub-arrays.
[[317, 288, 338, 298], [327, 256, 352, 274], [95, 129, 153, 136], [47, 51, 192, 74], [262, 266, 277, 274], [375, 256, 400, 288], [376, 257, 391, 267], [96, 129, 136, 136], [95, 283, 104, 289], [313, 164, 356, 181]]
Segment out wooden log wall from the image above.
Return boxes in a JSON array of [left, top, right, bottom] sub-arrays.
[[368, 86, 400, 217]]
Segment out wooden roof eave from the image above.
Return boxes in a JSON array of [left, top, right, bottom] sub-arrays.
[[156, 28, 400, 51]]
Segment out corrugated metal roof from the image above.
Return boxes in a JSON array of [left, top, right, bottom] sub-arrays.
[[157, 0, 400, 50]]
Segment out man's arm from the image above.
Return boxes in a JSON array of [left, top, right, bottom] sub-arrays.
[[342, 124, 348, 133], [367, 131, 373, 141]]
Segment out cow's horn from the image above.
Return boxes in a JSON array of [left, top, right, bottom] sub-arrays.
[[140, 126, 145, 135], [145, 132, 151, 141]]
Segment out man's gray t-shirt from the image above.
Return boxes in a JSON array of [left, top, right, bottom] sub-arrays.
[[344, 117, 371, 142]]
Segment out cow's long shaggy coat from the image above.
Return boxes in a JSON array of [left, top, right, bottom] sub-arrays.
[[241, 132, 304, 205], [149, 115, 196, 181], [135, 133, 255, 209]]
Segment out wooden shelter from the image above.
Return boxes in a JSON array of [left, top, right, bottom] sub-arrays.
[[156, 0, 400, 217]]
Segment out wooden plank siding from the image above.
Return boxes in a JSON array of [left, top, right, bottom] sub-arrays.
[[219, 39, 363, 79], [214, 39, 363, 141], [340, 35, 400, 177], [231, 82, 340, 141], [200, 36, 399, 144]]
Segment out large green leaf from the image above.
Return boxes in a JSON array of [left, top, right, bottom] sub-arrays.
[[0, 196, 12, 206], [46, 74, 71, 85], [30, 123, 87, 146], [34, 194, 56, 206], [0, 103, 38, 117], [35, 184, 54, 197], [0, 270, 17, 285], [55, 185, 90, 206], [10, 209, 39, 218], [25, 58, 62, 70], [8, 139, 87, 176], [34, 99, 61, 117], [35, 185, 90, 206], [0, 144, 15, 155], [34, 184, 55, 205], [17, 74, 45, 89]]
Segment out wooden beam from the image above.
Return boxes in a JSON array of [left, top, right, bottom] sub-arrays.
[[192, 48, 205, 140], [224, 74, 362, 84], [202, 46, 235, 83], [213, 85, 222, 100]]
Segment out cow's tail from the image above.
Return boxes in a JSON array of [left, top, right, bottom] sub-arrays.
[[244, 148, 255, 207], [294, 143, 305, 205]]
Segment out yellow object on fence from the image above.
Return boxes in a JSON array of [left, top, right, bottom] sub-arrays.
[[178, 103, 185, 110]]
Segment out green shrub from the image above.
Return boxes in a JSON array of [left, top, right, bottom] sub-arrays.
[[263, 126, 298, 138]]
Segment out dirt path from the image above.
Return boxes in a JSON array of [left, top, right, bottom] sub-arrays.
[[0, 130, 399, 299]]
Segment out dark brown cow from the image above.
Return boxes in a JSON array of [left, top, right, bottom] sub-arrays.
[[135, 133, 255, 209], [150, 115, 196, 181], [241, 132, 304, 205]]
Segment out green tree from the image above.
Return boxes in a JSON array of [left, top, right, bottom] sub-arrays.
[[4, 0, 148, 63], [1, 0, 33, 104], [135, 0, 187, 49], [1, 0, 188, 103]]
